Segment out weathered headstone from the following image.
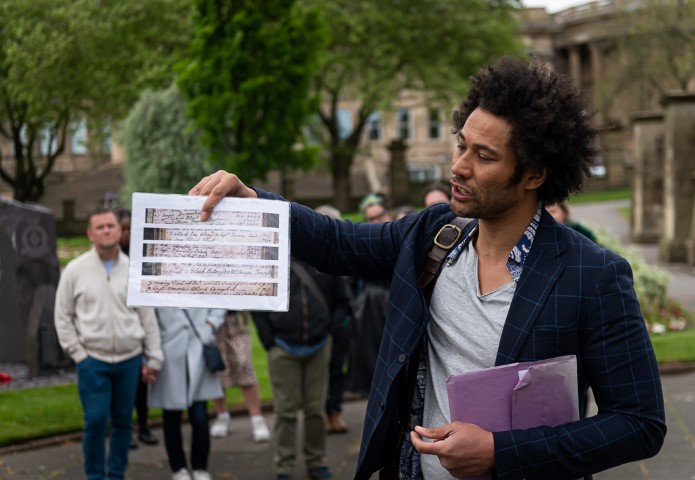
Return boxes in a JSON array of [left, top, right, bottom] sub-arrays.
[[0, 198, 65, 372], [0, 227, 22, 358]]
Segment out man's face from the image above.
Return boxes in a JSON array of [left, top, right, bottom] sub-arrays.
[[363, 203, 392, 223], [546, 204, 568, 224], [87, 212, 121, 250], [449, 108, 531, 220], [423, 190, 450, 207], [119, 216, 131, 250]]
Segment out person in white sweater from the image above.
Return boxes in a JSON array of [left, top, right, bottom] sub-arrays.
[[55, 207, 163, 480]]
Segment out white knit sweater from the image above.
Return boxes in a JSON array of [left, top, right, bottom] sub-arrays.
[[54, 247, 163, 369]]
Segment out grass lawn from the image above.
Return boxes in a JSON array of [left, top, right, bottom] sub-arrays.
[[650, 329, 695, 363], [0, 325, 273, 447], [568, 188, 631, 204]]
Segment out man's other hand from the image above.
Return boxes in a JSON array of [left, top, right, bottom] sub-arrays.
[[188, 170, 258, 221], [411, 422, 495, 478]]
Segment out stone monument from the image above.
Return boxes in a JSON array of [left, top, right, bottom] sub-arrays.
[[0, 198, 67, 373]]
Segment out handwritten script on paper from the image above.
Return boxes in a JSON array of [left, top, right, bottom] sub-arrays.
[[126, 193, 290, 311]]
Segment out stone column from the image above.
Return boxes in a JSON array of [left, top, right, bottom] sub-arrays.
[[388, 139, 409, 208], [588, 42, 602, 90], [630, 112, 664, 243], [568, 45, 581, 88], [659, 91, 695, 263]]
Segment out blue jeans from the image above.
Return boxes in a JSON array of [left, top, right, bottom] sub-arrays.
[[77, 355, 141, 480]]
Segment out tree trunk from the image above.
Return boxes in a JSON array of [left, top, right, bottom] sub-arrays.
[[331, 151, 352, 213], [13, 161, 44, 203]]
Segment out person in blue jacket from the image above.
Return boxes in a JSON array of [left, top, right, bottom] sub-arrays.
[[189, 56, 665, 480]]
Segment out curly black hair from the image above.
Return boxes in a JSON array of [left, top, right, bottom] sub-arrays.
[[452, 56, 598, 206]]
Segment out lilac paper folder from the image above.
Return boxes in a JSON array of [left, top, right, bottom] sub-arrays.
[[446, 355, 579, 480]]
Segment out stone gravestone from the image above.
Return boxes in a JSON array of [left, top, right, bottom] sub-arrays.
[[0, 198, 68, 373]]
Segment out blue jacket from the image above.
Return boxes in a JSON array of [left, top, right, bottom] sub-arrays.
[[257, 189, 665, 480]]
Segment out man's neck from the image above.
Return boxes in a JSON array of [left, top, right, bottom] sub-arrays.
[[475, 204, 538, 261], [96, 245, 119, 262]]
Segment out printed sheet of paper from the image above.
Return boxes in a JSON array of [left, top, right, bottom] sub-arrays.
[[126, 193, 290, 311]]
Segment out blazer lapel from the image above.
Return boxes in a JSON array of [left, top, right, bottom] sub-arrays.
[[495, 214, 567, 366]]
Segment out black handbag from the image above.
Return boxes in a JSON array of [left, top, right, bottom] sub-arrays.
[[183, 310, 226, 373]]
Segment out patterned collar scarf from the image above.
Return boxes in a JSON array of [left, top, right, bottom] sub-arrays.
[[443, 203, 543, 281], [399, 203, 544, 480]]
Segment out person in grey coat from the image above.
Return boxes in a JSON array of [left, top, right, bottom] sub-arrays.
[[149, 308, 226, 480]]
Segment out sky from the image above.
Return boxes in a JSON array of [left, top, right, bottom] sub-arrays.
[[522, 0, 592, 13]]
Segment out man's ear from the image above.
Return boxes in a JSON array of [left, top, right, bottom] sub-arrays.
[[524, 168, 547, 190]]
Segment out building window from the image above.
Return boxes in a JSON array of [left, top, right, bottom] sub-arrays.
[[428, 109, 441, 139], [71, 119, 88, 155], [366, 112, 381, 141], [408, 164, 440, 183], [337, 108, 352, 140], [40, 125, 58, 156], [397, 108, 411, 139]]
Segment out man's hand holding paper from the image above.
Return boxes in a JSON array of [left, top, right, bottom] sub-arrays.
[[411, 422, 494, 478]]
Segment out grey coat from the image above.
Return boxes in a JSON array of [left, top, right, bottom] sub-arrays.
[[149, 308, 226, 410]]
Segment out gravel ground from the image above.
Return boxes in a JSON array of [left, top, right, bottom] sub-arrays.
[[0, 363, 76, 392]]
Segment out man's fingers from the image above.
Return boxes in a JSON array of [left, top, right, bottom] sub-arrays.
[[188, 171, 258, 221], [410, 430, 444, 455]]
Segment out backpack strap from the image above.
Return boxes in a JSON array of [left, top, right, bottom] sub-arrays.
[[417, 217, 472, 302]]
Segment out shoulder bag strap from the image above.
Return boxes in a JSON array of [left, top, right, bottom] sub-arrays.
[[291, 260, 330, 314], [181, 309, 205, 344], [417, 217, 472, 301]]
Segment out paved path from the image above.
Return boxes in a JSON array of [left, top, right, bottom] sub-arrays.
[[572, 200, 695, 479], [1, 200, 694, 479], [0, 399, 366, 480]]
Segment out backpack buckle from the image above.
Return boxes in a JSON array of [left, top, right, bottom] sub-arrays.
[[434, 224, 462, 250]]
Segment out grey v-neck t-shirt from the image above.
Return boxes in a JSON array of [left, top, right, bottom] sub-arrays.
[[421, 243, 515, 479]]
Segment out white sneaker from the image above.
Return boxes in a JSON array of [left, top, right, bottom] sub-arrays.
[[192, 470, 213, 480], [210, 415, 231, 438], [251, 415, 271, 442], [172, 468, 192, 480]]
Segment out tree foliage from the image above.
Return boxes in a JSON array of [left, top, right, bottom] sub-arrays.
[[120, 84, 211, 205], [177, 0, 328, 181], [598, 0, 695, 118], [0, 0, 193, 202], [304, 0, 523, 210], [624, 0, 695, 92]]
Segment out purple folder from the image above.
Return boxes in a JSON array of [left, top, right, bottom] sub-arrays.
[[446, 355, 579, 480]]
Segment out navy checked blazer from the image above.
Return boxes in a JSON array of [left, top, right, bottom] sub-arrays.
[[256, 189, 666, 480]]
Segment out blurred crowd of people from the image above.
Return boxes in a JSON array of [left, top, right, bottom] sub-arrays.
[[54, 184, 451, 480]]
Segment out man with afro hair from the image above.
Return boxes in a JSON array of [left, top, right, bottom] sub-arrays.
[[190, 56, 665, 480]]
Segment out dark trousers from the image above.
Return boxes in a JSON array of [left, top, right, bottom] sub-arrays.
[[134, 379, 149, 430], [326, 323, 351, 413], [162, 401, 210, 472]]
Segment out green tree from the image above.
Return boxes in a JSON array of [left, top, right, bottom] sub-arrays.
[[120, 84, 211, 204], [307, 0, 523, 211], [177, 0, 328, 188], [0, 0, 193, 202]]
